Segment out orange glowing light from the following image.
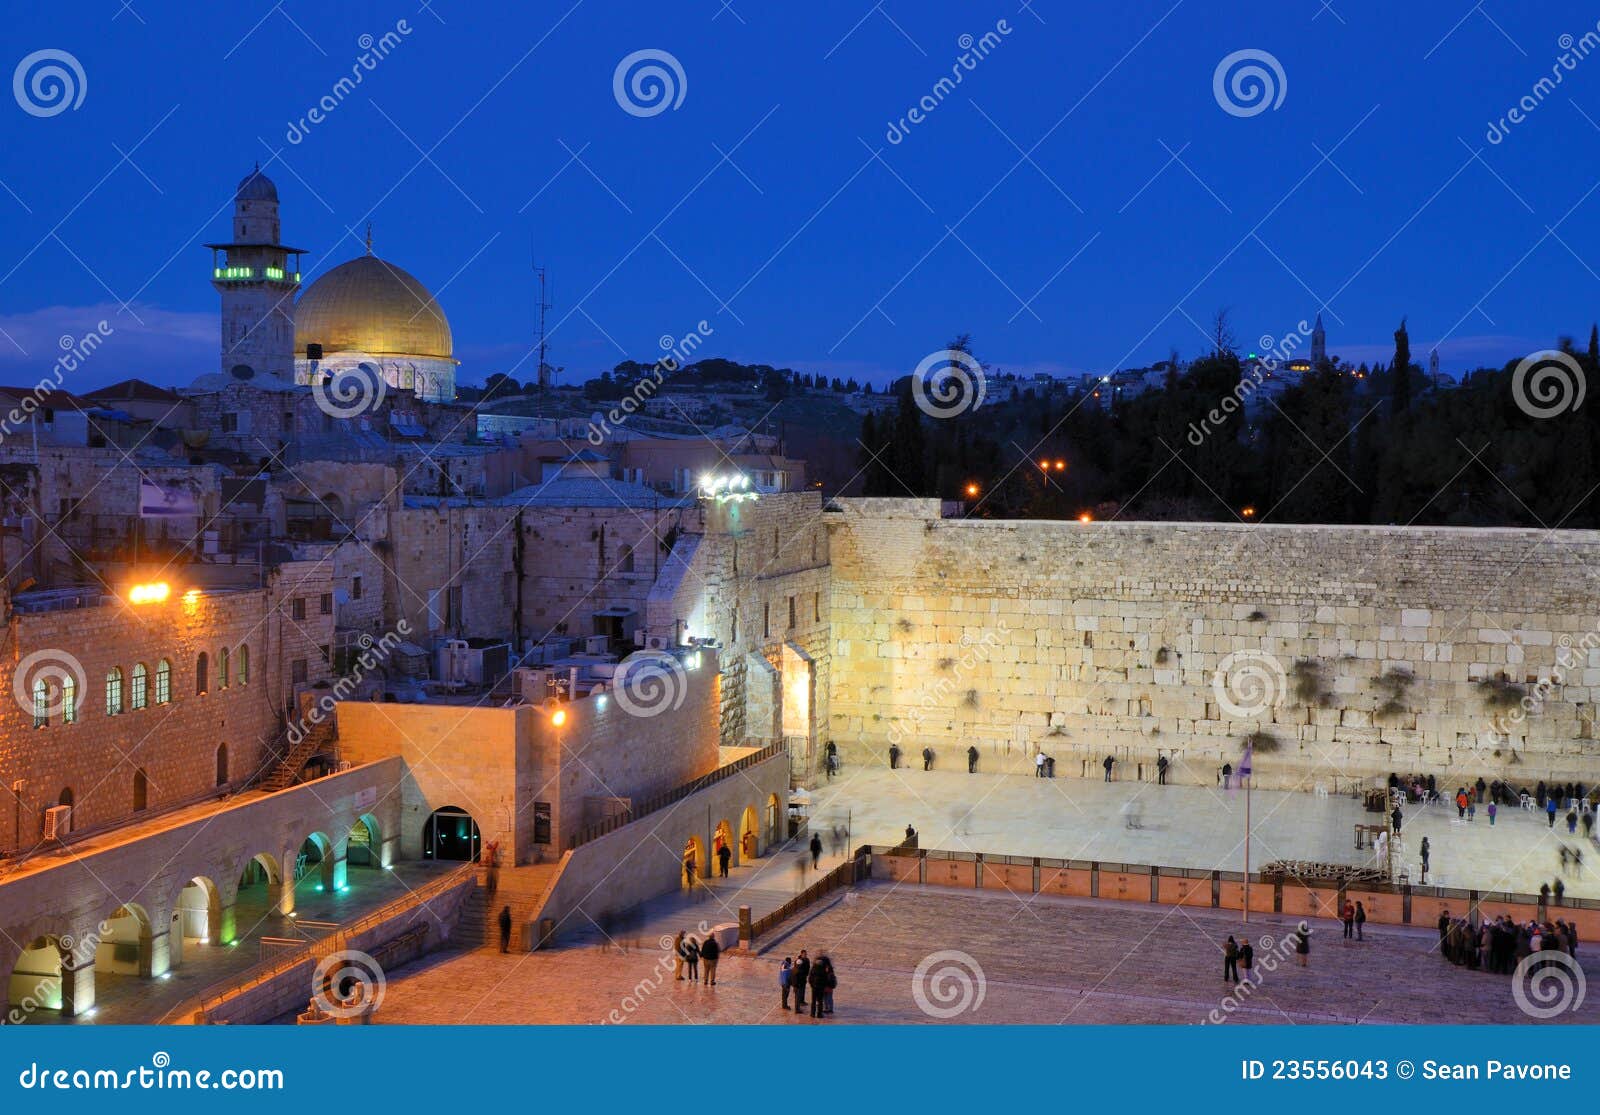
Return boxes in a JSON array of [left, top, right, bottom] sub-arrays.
[[1078, 512, 1093, 524], [1241, 506, 1257, 518], [128, 582, 171, 605], [965, 483, 979, 497], [1053, 460, 1066, 471], [551, 709, 567, 726]]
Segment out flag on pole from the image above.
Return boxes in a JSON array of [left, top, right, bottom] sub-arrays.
[[1239, 741, 1253, 784]]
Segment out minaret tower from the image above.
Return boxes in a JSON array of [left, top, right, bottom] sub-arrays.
[[206, 165, 303, 378], [1310, 312, 1327, 368]]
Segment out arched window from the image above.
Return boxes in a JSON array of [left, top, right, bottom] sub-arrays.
[[32, 679, 48, 728], [130, 663, 148, 710], [215, 743, 228, 787], [61, 674, 76, 724], [133, 768, 148, 812], [237, 646, 249, 685], [105, 667, 124, 716], [195, 652, 208, 695], [219, 646, 230, 689], [155, 659, 171, 705]]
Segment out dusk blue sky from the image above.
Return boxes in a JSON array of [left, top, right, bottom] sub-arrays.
[[2, 0, 1598, 391]]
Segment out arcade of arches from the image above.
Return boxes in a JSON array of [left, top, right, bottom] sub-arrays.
[[3, 809, 392, 1021]]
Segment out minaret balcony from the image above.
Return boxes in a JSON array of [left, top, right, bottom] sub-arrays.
[[212, 266, 301, 284]]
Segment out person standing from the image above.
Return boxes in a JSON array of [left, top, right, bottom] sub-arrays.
[[792, 950, 810, 1012], [1355, 901, 1367, 941], [820, 953, 837, 1016], [1221, 762, 1233, 787], [1035, 751, 1046, 778], [922, 746, 934, 771], [1391, 806, 1403, 834], [1239, 938, 1254, 981], [1420, 836, 1430, 883], [967, 745, 979, 774], [1103, 754, 1115, 782], [1487, 800, 1497, 826], [1567, 808, 1579, 835], [808, 955, 829, 1017], [809, 832, 823, 869], [1548, 795, 1559, 828], [684, 936, 700, 982], [717, 841, 732, 878], [498, 905, 513, 953], [1476, 776, 1487, 804], [1342, 901, 1355, 939], [674, 931, 687, 980], [888, 743, 900, 770], [1295, 926, 1310, 967], [1223, 935, 1240, 983], [1157, 754, 1169, 785], [779, 957, 794, 1009], [700, 934, 720, 985], [684, 849, 697, 890]]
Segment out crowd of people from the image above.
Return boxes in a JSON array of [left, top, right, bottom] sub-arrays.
[[1437, 908, 1578, 974], [778, 949, 838, 1018]]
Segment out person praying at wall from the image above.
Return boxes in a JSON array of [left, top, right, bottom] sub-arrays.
[[888, 743, 901, 770], [922, 746, 934, 771], [1157, 754, 1169, 785], [1103, 754, 1115, 782], [1035, 751, 1046, 778], [967, 745, 979, 774]]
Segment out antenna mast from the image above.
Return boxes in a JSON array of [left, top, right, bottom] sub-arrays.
[[534, 262, 552, 389]]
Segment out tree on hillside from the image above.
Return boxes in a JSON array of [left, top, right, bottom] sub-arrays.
[[1390, 317, 1412, 418]]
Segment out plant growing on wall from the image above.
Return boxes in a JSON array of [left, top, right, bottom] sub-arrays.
[[1243, 729, 1280, 752], [963, 689, 980, 709], [936, 657, 954, 672], [1477, 672, 1526, 710], [895, 617, 914, 633], [1373, 667, 1414, 720], [1291, 658, 1331, 706]]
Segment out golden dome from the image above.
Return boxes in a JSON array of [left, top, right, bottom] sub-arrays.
[[294, 254, 454, 361]]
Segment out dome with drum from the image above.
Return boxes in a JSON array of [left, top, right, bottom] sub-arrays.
[[293, 234, 458, 402]]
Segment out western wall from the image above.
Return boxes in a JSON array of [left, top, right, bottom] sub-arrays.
[[823, 499, 1600, 791]]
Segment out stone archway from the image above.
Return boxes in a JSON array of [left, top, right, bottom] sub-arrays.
[[297, 832, 338, 893], [712, 819, 734, 878], [681, 834, 707, 890], [96, 903, 155, 992], [740, 806, 760, 863], [766, 793, 782, 846], [7, 935, 89, 1020], [173, 876, 223, 963]]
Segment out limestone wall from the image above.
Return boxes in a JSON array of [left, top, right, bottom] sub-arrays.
[[648, 492, 831, 768], [826, 500, 1600, 790]]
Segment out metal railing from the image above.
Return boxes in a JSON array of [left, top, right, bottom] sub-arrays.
[[160, 862, 477, 1023], [567, 741, 786, 850], [746, 849, 870, 942]]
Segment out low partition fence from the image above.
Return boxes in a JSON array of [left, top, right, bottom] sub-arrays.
[[743, 849, 873, 945], [864, 845, 1600, 936], [568, 741, 787, 850]]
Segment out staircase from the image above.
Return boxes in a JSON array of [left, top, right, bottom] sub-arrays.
[[260, 719, 338, 792], [457, 863, 560, 949]]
